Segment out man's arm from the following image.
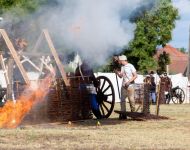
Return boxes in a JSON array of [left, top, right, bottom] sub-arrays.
[[126, 72, 137, 85]]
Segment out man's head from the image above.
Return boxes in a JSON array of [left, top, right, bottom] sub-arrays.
[[118, 55, 127, 65], [149, 71, 154, 76], [163, 72, 167, 76], [150, 71, 154, 75]]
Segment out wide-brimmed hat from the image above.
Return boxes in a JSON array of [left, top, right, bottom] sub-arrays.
[[118, 55, 127, 61]]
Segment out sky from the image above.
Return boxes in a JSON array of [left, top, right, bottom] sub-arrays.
[[169, 0, 190, 50]]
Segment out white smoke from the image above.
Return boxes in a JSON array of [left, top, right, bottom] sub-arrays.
[[1, 0, 155, 66]]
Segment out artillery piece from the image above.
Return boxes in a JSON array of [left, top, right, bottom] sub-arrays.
[[0, 29, 119, 123]]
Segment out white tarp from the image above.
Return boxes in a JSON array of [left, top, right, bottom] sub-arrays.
[[95, 72, 144, 102], [0, 71, 40, 88], [95, 72, 190, 103]]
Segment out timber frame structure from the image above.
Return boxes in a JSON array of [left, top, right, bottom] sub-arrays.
[[0, 29, 69, 100]]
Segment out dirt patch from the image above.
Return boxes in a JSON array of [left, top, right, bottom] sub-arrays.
[[114, 110, 169, 121]]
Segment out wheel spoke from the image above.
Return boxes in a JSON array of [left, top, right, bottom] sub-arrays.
[[100, 104, 105, 116], [102, 102, 109, 112], [105, 93, 113, 96], [102, 85, 111, 93], [100, 79, 106, 91], [171, 95, 177, 104]]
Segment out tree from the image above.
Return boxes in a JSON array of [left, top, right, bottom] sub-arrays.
[[0, 0, 47, 15], [157, 51, 170, 74], [0, 0, 56, 47], [177, 47, 187, 54], [0, 1, 44, 50], [123, 0, 178, 74]]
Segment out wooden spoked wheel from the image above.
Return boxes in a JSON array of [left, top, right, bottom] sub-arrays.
[[172, 87, 185, 104], [95, 76, 115, 118]]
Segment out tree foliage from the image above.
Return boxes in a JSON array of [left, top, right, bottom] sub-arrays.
[[0, 0, 47, 16], [0, 0, 52, 51], [177, 47, 187, 54], [157, 51, 170, 74], [123, 0, 178, 74]]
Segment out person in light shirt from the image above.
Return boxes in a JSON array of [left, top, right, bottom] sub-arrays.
[[115, 55, 137, 119]]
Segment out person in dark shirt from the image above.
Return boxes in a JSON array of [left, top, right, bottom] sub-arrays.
[[149, 71, 156, 104], [144, 71, 156, 104], [75, 60, 101, 119]]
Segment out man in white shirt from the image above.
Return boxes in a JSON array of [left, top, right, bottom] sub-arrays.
[[115, 55, 137, 119]]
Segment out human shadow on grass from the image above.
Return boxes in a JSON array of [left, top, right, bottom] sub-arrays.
[[20, 111, 169, 128]]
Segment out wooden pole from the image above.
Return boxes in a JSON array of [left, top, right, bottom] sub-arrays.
[[115, 73, 121, 99], [0, 29, 30, 84], [156, 81, 161, 116], [21, 55, 42, 72], [0, 52, 9, 84], [186, 26, 190, 79], [43, 29, 69, 86], [6, 57, 14, 100], [32, 32, 43, 52]]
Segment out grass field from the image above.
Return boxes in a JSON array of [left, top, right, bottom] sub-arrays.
[[0, 103, 190, 150]]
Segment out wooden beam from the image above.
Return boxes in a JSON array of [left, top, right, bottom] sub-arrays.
[[156, 81, 161, 116], [20, 52, 51, 57], [187, 25, 190, 79], [43, 29, 69, 86], [31, 32, 43, 52], [21, 55, 42, 72], [0, 29, 30, 84], [0, 52, 9, 84]]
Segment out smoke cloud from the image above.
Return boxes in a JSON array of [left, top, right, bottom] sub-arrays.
[[1, 0, 156, 66]]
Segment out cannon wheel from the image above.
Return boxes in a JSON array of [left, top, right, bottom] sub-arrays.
[[172, 87, 185, 104], [95, 76, 115, 118]]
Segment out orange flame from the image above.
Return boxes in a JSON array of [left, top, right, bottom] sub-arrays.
[[0, 74, 54, 128]]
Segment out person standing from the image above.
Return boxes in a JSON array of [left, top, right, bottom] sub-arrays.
[[162, 72, 172, 104], [115, 55, 137, 119], [149, 71, 156, 104]]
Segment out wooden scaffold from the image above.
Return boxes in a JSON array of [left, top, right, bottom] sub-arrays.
[[0, 29, 92, 122]]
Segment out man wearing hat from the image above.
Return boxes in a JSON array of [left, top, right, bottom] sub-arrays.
[[115, 55, 137, 119]]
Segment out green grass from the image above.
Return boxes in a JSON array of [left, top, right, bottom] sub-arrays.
[[0, 104, 190, 150]]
